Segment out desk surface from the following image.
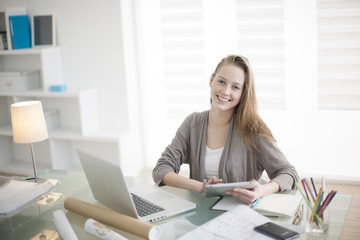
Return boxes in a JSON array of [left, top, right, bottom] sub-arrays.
[[0, 169, 352, 240]]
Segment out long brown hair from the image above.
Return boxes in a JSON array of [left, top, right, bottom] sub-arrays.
[[213, 55, 275, 151]]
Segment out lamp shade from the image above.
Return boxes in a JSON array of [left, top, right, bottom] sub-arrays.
[[11, 101, 48, 143]]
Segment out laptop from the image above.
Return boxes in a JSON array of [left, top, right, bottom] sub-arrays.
[[77, 148, 196, 223]]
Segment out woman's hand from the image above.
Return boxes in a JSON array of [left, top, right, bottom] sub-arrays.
[[197, 176, 223, 193], [225, 180, 280, 204]]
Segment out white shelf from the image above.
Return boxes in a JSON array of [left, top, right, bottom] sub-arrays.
[[49, 128, 121, 142], [0, 88, 95, 98], [0, 47, 61, 56], [0, 125, 12, 136], [0, 47, 120, 175], [0, 160, 51, 176]]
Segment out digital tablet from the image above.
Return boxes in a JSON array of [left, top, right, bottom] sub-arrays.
[[205, 181, 256, 198]]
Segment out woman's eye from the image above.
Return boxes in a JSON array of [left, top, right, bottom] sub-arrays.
[[233, 85, 240, 90], [218, 80, 225, 84]]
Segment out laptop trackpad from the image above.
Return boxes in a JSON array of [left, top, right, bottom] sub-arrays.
[[146, 191, 174, 202], [130, 184, 174, 202]]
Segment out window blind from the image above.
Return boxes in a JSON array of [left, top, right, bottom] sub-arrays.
[[317, 0, 360, 110], [160, 0, 208, 119], [236, 0, 286, 109]]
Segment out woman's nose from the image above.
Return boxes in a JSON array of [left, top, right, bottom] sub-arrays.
[[222, 85, 231, 95]]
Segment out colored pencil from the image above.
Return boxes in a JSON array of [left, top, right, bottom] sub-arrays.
[[304, 178, 316, 203], [295, 182, 323, 225], [301, 179, 310, 202], [311, 177, 317, 196], [317, 190, 334, 217], [310, 187, 322, 223]]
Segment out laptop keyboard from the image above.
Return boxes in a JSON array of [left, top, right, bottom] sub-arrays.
[[131, 193, 165, 217]]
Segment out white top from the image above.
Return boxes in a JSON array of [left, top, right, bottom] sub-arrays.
[[205, 146, 224, 180]]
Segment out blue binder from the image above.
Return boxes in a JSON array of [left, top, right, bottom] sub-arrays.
[[9, 15, 31, 49]]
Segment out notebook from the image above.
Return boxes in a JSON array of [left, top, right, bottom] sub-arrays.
[[77, 148, 196, 223], [211, 193, 302, 218]]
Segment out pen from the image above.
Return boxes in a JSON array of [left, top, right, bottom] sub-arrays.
[[251, 197, 261, 209]]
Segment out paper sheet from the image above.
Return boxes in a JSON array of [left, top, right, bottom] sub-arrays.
[[178, 204, 271, 239], [0, 180, 52, 216], [178, 204, 304, 240]]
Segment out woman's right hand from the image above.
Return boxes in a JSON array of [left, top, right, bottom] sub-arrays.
[[198, 176, 223, 193]]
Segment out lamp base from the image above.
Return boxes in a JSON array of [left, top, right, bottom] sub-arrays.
[[24, 177, 47, 183], [25, 178, 59, 186]]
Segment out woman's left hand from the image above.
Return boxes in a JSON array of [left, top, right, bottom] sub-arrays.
[[225, 180, 264, 203], [225, 180, 280, 204]]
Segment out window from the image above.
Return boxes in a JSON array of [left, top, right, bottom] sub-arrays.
[[134, 0, 360, 179], [317, 0, 360, 110], [136, 0, 287, 167], [236, 0, 286, 109]]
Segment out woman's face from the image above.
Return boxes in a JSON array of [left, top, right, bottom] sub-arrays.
[[209, 64, 245, 113]]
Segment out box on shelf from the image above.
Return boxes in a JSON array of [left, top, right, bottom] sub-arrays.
[[44, 109, 59, 131], [0, 70, 39, 91]]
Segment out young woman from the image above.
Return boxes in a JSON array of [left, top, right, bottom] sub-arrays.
[[152, 55, 299, 204]]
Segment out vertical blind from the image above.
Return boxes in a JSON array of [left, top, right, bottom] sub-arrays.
[[317, 0, 360, 110]]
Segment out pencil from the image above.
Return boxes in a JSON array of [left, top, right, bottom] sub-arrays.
[[301, 179, 310, 202], [295, 182, 324, 225], [311, 177, 317, 196], [310, 187, 322, 223], [304, 178, 316, 203], [317, 190, 334, 217]]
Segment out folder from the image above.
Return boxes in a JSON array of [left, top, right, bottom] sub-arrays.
[[9, 15, 31, 49]]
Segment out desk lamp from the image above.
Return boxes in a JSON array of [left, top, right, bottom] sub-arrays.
[[10, 101, 48, 183]]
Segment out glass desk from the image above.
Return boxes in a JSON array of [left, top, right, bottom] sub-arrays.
[[0, 169, 352, 240]]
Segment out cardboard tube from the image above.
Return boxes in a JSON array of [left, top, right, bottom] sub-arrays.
[[64, 197, 160, 240]]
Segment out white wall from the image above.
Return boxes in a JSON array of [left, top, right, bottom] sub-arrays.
[[0, 0, 130, 133]]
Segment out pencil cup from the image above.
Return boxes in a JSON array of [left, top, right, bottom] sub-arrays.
[[305, 204, 329, 237]]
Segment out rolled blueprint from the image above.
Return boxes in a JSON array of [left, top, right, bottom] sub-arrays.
[[85, 218, 128, 240], [64, 197, 160, 240], [53, 209, 78, 240]]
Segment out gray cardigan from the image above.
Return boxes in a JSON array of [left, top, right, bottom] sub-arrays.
[[152, 111, 299, 191]]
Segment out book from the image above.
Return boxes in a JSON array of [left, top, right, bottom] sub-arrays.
[[9, 15, 31, 49], [211, 193, 303, 218], [3, 7, 26, 50]]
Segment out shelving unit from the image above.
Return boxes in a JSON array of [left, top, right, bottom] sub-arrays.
[[0, 47, 121, 176]]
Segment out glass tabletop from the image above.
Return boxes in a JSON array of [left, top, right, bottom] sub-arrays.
[[0, 169, 352, 240]]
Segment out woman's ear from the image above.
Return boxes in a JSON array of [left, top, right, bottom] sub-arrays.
[[209, 74, 215, 87]]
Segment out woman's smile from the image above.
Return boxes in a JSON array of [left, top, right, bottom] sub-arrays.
[[217, 95, 231, 103]]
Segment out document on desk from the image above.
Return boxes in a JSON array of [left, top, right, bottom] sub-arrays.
[[0, 180, 52, 216], [178, 204, 273, 240]]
